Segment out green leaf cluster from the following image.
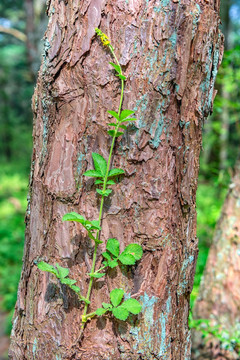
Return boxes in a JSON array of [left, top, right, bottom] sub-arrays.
[[96, 288, 142, 321], [37, 261, 81, 295], [83, 152, 124, 198], [102, 239, 143, 268], [107, 109, 137, 138], [62, 212, 102, 243]]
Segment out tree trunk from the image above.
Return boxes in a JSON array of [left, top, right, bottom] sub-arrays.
[[9, 1, 223, 359], [192, 158, 240, 360]]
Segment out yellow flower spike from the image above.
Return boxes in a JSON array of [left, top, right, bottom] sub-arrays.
[[96, 28, 111, 47]]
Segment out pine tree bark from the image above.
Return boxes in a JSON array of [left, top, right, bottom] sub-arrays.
[[9, 1, 223, 359], [192, 158, 240, 360]]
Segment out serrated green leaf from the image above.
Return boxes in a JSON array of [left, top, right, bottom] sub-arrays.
[[121, 117, 138, 123], [110, 288, 124, 307], [91, 233, 103, 244], [92, 152, 107, 177], [118, 252, 136, 265], [102, 302, 112, 309], [106, 238, 120, 257], [123, 244, 143, 261], [109, 62, 121, 73], [96, 189, 104, 196], [96, 308, 107, 316], [37, 261, 59, 277], [60, 278, 76, 286], [107, 110, 119, 120], [90, 220, 101, 230], [95, 179, 104, 185], [108, 260, 119, 268], [102, 251, 111, 261], [119, 124, 127, 130], [108, 168, 125, 177], [121, 298, 142, 314], [106, 179, 115, 185], [55, 263, 69, 279], [107, 122, 117, 127], [115, 132, 124, 137], [120, 110, 135, 121], [88, 272, 105, 278], [62, 212, 85, 223], [103, 260, 108, 266], [83, 169, 103, 178], [112, 306, 129, 321], [96, 189, 112, 197], [88, 231, 97, 241], [70, 285, 80, 293], [117, 74, 126, 80], [108, 130, 116, 137]]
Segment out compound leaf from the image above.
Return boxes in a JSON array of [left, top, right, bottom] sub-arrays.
[[110, 288, 124, 307]]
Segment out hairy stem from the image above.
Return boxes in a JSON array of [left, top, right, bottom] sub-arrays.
[[82, 46, 124, 322]]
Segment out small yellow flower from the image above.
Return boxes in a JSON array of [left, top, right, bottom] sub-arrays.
[[95, 28, 110, 46]]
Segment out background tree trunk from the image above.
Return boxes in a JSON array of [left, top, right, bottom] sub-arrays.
[[9, 1, 223, 359], [192, 157, 240, 360], [219, 0, 230, 171]]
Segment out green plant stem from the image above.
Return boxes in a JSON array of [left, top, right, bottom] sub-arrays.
[[82, 46, 124, 323]]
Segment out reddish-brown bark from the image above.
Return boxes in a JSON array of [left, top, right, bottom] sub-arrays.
[[9, 1, 223, 359], [192, 159, 240, 360]]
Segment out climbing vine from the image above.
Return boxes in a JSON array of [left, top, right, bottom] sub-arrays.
[[37, 28, 143, 333]]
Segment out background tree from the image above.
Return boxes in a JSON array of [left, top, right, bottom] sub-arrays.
[[191, 157, 240, 359], [0, 2, 46, 357], [192, 0, 240, 305], [8, 0, 223, 359]]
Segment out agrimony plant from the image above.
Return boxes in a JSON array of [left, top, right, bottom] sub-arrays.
[[37, 28, 142, 333]]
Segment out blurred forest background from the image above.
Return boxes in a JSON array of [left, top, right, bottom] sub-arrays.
[[0, 0, 239, 359]]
